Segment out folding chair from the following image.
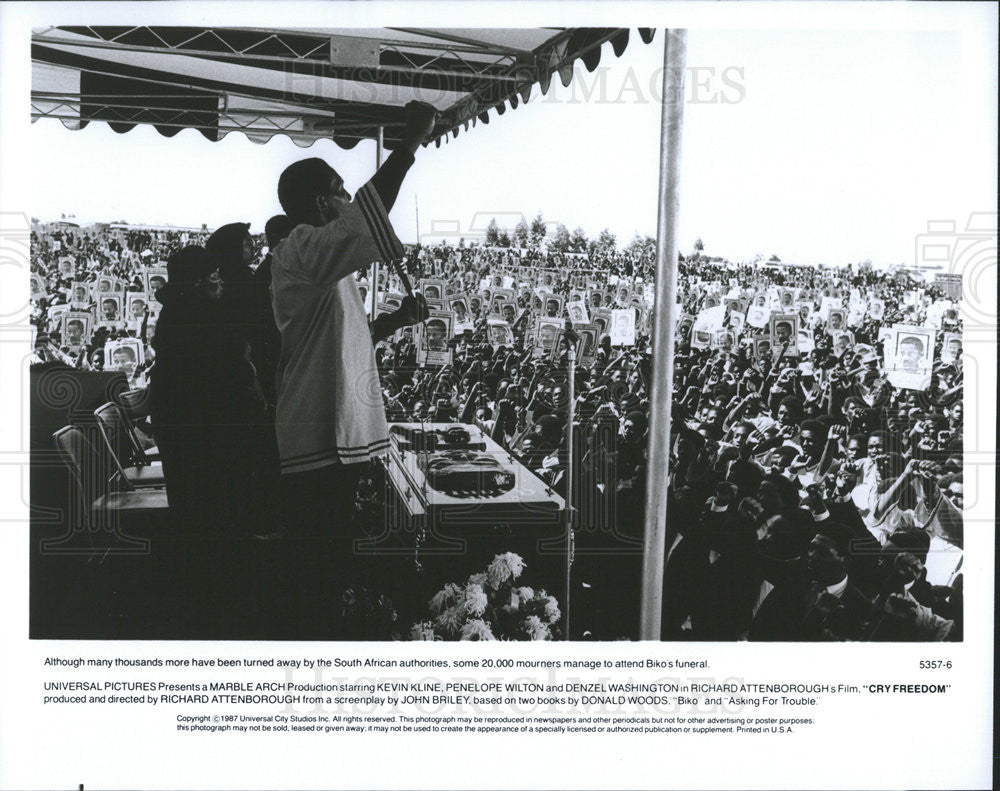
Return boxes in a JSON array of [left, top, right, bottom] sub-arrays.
[[118, 388, 161, 464], [51, 425, 168, 554], [93, 402, 165, 490]]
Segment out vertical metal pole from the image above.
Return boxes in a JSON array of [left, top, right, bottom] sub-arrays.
[[563, 339, 576, 639], [414, 194, 420, 243], [639, 29, 687, 640], [373, 126, 383, 306], [369, 260, 380, 322]]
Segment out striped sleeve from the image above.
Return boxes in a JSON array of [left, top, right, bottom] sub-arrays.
[[354, 181, 404, 263]]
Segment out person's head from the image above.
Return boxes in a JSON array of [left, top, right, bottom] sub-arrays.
[[277, 158, 350, 226], [425, 319, 446, 348], [167, 246, 221, 301], [828, 312, 843, 329], [102, 298, 118, 318], [98, 279, 111, 292], [757, 479, 785, 517], [130, 298, 145, 316], [834, 333, 851, 356], [808, 530, 849, 586], [74, 286, 87, 301], [758, 340, 771, 356], [149, 275, 166, 292], [946, 338, 962, 358], [264, 214, 294, 248], [881, 528, 931, 578], [112, 345, 137, 373], [206, 222, 253, 278], [425, 285, 440, 299], [502, 304, 515, 322], [776, 395, 802, 427], [842, 397, 865, 422], [453, 301, 467, 319], [774, 321, 792, 342], [781, 291, 793, 306], [66, 319, 83, 341], [799, 418, 828, 460], [845, 433, 866, 462], [545, 298, 559, 317], [897, 336, 924, 371]]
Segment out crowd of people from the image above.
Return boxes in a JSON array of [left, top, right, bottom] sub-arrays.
[[30, 128, 964, 642]]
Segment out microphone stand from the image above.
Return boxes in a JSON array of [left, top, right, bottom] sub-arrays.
[[561, 323, 580, 640]]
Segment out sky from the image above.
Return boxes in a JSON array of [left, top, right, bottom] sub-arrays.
[[23, 25, 999, 267]]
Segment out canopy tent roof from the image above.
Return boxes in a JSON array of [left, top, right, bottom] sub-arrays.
[[32, 26, 655, 149]]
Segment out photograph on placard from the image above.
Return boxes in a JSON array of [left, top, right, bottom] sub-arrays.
[[542, 293, 564, 319], [59, 310, 92, 351], [885, 325, 936, 390], [486, 318, 514, 350], [941, 332, 962, 365], [104, 337, 146, 387], [746, 300, 770, 329], [613, 280, 632, 307], [610, 308, 636, 346], [96, 293, 122, 324], [144, 266, 168, 296], [30, 272, 47, 299], [769, 312, 798, 354], [416, 312, 453, 367], [70, 281, 91, 308], [420, 278, 446, 301], [576, 323, 599, 367], [566, 298, 590, 325], [676, 313, 695, 340], [728, 310, 746, 337], [591, 308, 611, 337], [449, 294, 472, 327], [831, 329, 856, 359], [125, 292, 148, 323], [754, 336, 774, 359], [826, 306, 847, 331], [94, 273, 116, 295], [57, 256, 74, 277], [534, 317, 563, 358]]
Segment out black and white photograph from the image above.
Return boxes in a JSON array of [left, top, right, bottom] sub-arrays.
[[143, 265, 168, 296], [2, 5, 996, 791], [58, 309, 92, 351]]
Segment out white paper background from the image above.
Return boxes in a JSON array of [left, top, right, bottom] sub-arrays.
[[1, 3, 996, 790]]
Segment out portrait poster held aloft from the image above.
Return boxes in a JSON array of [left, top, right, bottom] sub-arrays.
[[941, 332, 962, 365], [97, 293, 123, 325], [104, 337, 146, 387], [533, 317, 563, 359], [59, 310, 92, 351], [610, 308, 636, 347], [416, 311, 453, 367], [29, 273, 46, 299], [144, 267, 168, 297], [70, 281, 90, 308], [566, 298, 590, 325], [885, 324, 936, 391], [486, 318, 514, 350], [768, 312, 799, 356]]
